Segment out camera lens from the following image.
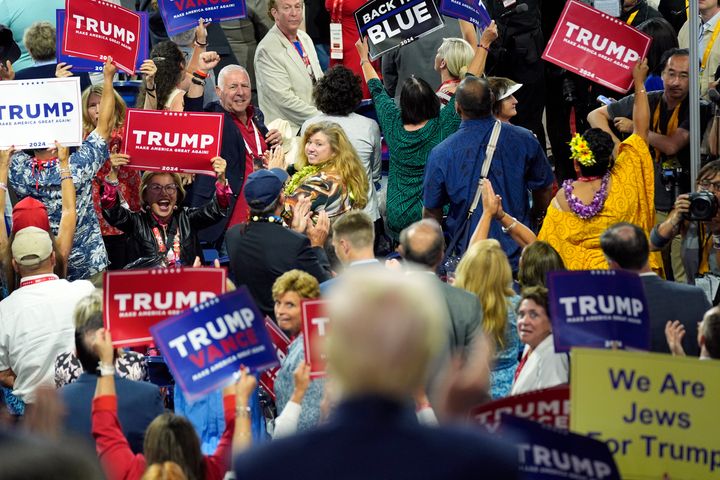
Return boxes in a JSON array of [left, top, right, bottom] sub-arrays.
[[689, 191, 719, 221]]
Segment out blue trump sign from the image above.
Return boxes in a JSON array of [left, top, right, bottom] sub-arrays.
[[548, 270, 650, 352], [439, 0, 491, 29], [150, 287, 279, 401], [499, 414, 621, 480], [158, 0, 247, 36], [56, 10, 149, 73]]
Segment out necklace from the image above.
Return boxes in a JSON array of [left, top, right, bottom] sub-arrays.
[[285, 165, 321, 195], [562, 172, 610, 220]]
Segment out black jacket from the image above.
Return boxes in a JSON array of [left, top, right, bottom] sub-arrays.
[[103, 191, 227, 266]]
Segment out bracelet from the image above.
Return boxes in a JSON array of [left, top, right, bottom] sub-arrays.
[[58, 168, 71, 174], [193, 70, 208, 79], [235, 405, 251, 417], [61, 175, 73, 182], [194, 38, 208, 47], [105, 175, 120, 186], [0, 182, 7, 192], [191, 77, 206, 86], [97, 361, 115, 377], [501, 217, 518, 234], [145, 85, 156, 92], [479, 44, 490, 52]]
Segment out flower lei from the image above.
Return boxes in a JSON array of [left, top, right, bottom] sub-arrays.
[[284, 165, 321, 195], [562, 172, 611, 220], [569, 133, 596, 167]]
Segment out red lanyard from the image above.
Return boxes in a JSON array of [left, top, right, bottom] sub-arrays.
[[513, 350, 531, 383], [19, 274, 59, 288], [331, 0, 343, 22], [292, 40, 316, 83], [152, 226, 181, 261]]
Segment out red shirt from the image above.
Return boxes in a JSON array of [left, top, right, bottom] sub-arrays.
[[230, 105, 268, 226]]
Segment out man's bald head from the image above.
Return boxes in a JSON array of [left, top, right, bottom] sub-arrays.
[[399, 219, 445, 270], [456, 76, 494, 120], [600, 222, 649, 271]]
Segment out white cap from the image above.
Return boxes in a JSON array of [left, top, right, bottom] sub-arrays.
[[12, 226, 53, 266], [499, 83, 523, 101]]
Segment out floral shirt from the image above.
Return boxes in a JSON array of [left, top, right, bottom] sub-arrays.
[[10, 131, 109, 280]]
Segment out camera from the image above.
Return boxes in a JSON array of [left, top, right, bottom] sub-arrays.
[[688, 191, 719, 221]]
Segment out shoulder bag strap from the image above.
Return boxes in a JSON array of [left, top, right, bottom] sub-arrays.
[[466, 121, 502, 219]]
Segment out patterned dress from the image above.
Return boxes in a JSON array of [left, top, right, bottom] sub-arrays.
[[490, 295, 522, 399], [283, 170, 353, 224], [10, 131, 109, 280]]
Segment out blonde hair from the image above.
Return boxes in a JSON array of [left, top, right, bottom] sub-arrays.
[[326, 267, 446, 399], [81, 84, 127, 136], [296, 122, 368, 210], [271, 269, 320, 301], [24, 22, 56, 61], [437, 38, 474, 80], [73, 291, 103, 329], [455, 239, 514, 348]]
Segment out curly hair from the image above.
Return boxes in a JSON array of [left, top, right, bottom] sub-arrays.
[[24, 22, 56, 61], [455, 239, 515, 348], [578, 128, 614, 177], [313, 65, 362, 116], [81, 84, 127, 135], [296, 121, 369, 210], [272, 269, 320, 301], [137, 41, 185, 109]]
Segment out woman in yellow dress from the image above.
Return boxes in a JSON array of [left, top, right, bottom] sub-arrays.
[[538, 60, 660, 271]]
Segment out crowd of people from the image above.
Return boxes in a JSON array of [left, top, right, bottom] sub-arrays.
[[0, 0, 719, 478]]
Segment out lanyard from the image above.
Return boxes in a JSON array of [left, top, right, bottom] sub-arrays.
[[651, 99, 681, 164], [331, 0, 343, 22], [19, 274, 59, 288], [292, 40, 316, 83], [152, 225, 181, 262], [243, 119, 263, 158], [626, 9, 639, 25], [701, 22, 720, 72], [513, 350, 530, 383]]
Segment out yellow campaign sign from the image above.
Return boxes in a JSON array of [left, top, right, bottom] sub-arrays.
[[570, 348, 720, 480]]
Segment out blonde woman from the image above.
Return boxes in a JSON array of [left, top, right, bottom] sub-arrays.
[[434, 38, 475, 105], [283, 121, 368, 224], [455, 239, 522, 399]]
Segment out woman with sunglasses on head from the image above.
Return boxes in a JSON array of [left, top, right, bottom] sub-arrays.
[[100, 155, 231, 267]]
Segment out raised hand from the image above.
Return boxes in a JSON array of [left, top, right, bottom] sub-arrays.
[[55, 62, 73, 78], [664, 320, 687, 357]]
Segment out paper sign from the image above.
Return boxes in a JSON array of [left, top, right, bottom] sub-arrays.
[[104, 267, 226, 347], [0, 77, 82, 149], [56, 9, 149, 73], [301, 300, 330, 378], [541, 0, 651, 93], [439, 0, 491, 29], [571, 348, 720, 479], [258, 317, 291, 400], [500, 415, 621, 480], [122, 109, 224, 176], [471, 385, 570, 434], [158, 0, 248, 36], [151, 287, 280, 401], [548, 270, 650, 352], [354, 0, 445, 60], [62, 0, 142, 75]]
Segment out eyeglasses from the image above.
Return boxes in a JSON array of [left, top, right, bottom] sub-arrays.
[[698, 180, 720, 192], [147, 183, 179, 194]]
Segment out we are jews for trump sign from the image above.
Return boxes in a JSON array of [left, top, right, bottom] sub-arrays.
[[158, 0, 248, 36], [548, 270, 650, 352], [56, 9, 149, 73], [104, 268, 227, 347], [258, 317, 291, 401], [439, 0, 491, 29], [542, 0, 651, 93], [150, 287, 280, 401], [302, 300, 330, 378], [122, 109, 224, 176], [62, 0, 143, 74], [354, 0, 444, 60], [0, 77, 82, 149]]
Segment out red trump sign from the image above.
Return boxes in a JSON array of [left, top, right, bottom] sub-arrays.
[[259, 317, 291, 400], [104, 267, 227, 347], [122, 109, 224, 176], [62, 0, 142, 74], [471, 385, 570, 433], [542, 0, 651, 93], [302, 300, 330, 379]]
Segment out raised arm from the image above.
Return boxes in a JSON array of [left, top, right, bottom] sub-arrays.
[[459, 19, 478, 51], [187, 51, 221, 100], [139, 59, 158, 110], [229, 369, 257, 457], [96, 58, 118, 140], [55, 142, 77, 274], [587, 105, 621, 145], [185, 19, 208, 79], [467, 21, 497, 77], [632, 59, 650, 142], [355, 37, 379, 84]]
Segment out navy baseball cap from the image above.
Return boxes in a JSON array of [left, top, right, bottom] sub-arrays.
[[243, 168, 289, 209]]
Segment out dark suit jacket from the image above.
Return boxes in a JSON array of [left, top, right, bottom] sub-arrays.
[[59, 373, 164, 453], [14, 64, 91, 92], [437, 279, 483, 352], [234, 395, 518, 479], [641, 274, 707, 357], [226, 221, 332, 318]]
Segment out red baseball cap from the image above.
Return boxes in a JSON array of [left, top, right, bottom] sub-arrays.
[[12, 197, 51, 235]]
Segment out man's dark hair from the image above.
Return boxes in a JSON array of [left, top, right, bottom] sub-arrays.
[[399, 76, 440, 125], [75, 312, 104, 374], [456, 76, 494, 119], [660, 47, 689, 72], [399, 220, 444, 268], [600, 222, 649, 270], [248, 195, 281, 218], [313, 65, 363, 116]]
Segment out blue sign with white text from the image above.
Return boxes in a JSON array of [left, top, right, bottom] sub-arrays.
[[548, 270, 650, 352], [150, 287, 279, 401], [56, 10, 149, 73], [158, 0, 247, 36], [439, 0, 491, 29], [499, 414, 621, 480]]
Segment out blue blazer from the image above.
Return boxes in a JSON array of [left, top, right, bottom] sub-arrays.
[[59, 373, 164, 453], [234, 395, 519, 479], [14, 63, 92, 92]]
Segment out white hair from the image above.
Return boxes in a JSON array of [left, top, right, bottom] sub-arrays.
[[217, 64, 251, 89]]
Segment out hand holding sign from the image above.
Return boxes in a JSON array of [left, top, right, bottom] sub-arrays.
[[211, 156, 227, 184], [55, 141, 70, 171], [479, 20, 498, 48], [108, 153, 131, 181], [0, 146, 15, 171]]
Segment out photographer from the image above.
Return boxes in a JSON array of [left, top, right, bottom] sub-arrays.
[[651, 160, 720, 283]]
